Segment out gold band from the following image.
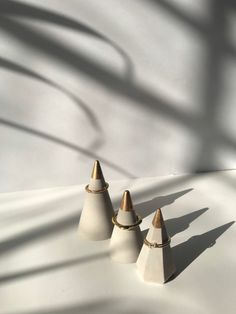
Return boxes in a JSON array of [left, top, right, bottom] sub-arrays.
[[144, 237, 171, 248], [112, 212, 142, 231], [85, 182, 109, 194]]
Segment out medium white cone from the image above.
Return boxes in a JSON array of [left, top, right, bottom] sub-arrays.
[[109, 190, 143, 263], [136, 208, 176, 283], [78, 160, 114, 240]]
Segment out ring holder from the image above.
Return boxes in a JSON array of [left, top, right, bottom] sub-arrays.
[[144, 237, 171, 249], [85, 182, 109, 194], [112, 212, 142, 231]]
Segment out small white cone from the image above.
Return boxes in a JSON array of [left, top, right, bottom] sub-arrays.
[[136, 208, 176, 283], [78, 160, 114, 240], [109, 190, 143, 263]]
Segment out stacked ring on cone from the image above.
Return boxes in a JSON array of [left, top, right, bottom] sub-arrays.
[[137, 208, 176, 283], [110, 190, 143, 263], [78, 160, 176, 283], [78, 160, 114, 240]]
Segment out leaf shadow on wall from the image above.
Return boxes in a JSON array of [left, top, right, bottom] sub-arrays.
[[0, 0, 136, 177], [0, 0, 236, 178]]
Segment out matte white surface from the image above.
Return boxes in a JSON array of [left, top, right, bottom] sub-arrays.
[[109, 209, 143, 263], [1, 0, 236, 192], [137, 225, 176, 283], [78, 179, 114, 240], [0, 170, 235, 314]]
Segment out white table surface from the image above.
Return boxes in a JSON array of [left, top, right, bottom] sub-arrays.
[[0, 171, 235, 314]]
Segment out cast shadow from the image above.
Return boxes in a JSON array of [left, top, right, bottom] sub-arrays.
[[166, 207, 209, 237], [141, 229, 149, 238], [0, 212, 80, 255], [0, 251, 108, 285], [141, 206, 208, 238], [0, 56, 106, 153], [1, 0, 236, 170], [0, 117, 134, 177], [0, 57, 103, 134], [8, 298, 146, 314], [171, 221, 235, 279], [0, 0, 134, 78], [135, 188, 193, 219]]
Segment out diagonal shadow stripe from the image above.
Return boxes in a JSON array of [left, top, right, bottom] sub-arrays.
[[0, 16, 235, 158], [0, 0, 134, 79], [0, 117, 135, 177], [0, 57, 103, 133], [171, 221, 235, 278]]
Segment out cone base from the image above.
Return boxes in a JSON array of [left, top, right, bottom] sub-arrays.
[[78, 227, 111, 241], [109, 225, 143, 263], [78, 190, 114, 241], [136, 244, 176, 284]]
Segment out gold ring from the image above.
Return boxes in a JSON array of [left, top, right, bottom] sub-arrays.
[[112, 212, 142, 230], [85, 182, 109, 194], [144, 237, 171, 248]]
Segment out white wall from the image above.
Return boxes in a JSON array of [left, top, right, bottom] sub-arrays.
[[0, 0, 236, 192]]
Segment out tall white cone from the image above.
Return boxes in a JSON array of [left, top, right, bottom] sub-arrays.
[[136, 208, 176, 283], [109, 190, 143, 263], [78, 160, 114, 240]]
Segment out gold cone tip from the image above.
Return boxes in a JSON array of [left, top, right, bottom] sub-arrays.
[[91, 160, 105, 181], [152, 208, 164, 228], [120, 190, 133, 211]]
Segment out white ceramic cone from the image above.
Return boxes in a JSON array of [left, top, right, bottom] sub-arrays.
[[78, 160, 114, 240], [109, 190, 143, 263], [136, 208, 176, 283]]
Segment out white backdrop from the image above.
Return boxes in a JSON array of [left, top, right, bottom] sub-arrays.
[[0, 0, 236, 192]]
